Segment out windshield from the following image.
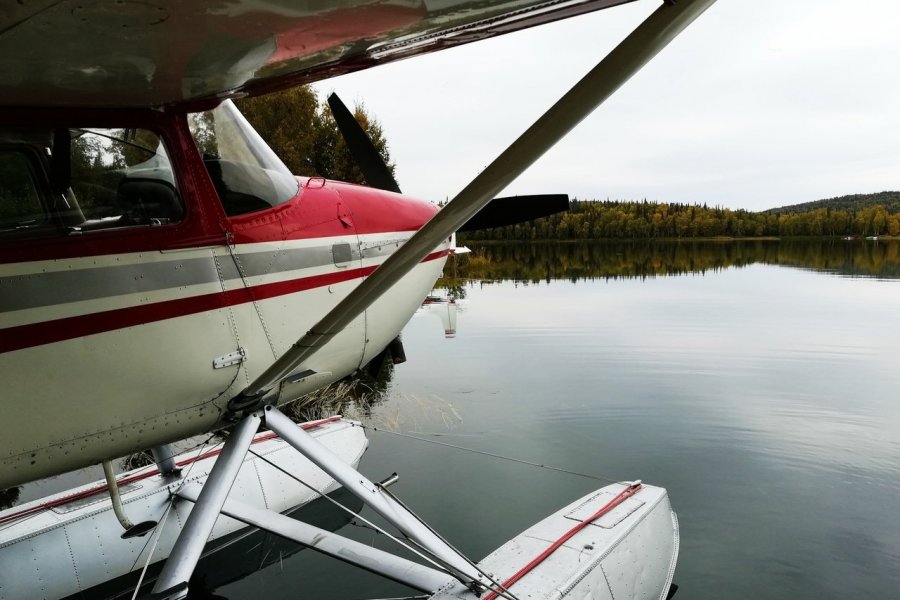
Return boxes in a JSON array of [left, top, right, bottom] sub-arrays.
[[189, 100, 299, 217]]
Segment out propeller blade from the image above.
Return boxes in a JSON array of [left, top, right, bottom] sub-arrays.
[[329, 93, 567, 231], [230, 0, 717, 409], [456, 194, 569, 232], [327, 92, 402, 193]]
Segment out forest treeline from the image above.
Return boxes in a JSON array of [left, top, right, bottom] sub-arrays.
[[458, 199, 900, 242], [766, 191, 900, 215]]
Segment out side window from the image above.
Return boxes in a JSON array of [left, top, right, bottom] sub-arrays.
[[0, 151, 45, 236], [1, 128, 184, 241], [68, 128, 183, 230]]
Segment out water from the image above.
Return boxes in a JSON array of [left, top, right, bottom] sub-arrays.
[[9, 240, 895, 599], [215, 240, 900, 600]]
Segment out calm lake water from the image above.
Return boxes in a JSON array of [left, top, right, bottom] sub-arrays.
[[213, 239, 900, 600], [9, 240, 896, 599]]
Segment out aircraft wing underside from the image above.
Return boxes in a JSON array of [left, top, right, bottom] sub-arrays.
[[0, 0, 635, 109]]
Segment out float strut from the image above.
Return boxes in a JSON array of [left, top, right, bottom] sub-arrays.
[[264, 406, 483, 585], [151, 412, 262, 600], [176, 483, 453, 593]]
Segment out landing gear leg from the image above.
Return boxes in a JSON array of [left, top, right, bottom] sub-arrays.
[[150, 411, 262, 600], [151, 444, 180, 477]]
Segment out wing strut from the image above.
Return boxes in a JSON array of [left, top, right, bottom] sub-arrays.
[[229, 0, 718, 412]]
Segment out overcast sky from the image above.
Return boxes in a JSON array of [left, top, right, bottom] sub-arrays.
[[313, 0, 900, 212]]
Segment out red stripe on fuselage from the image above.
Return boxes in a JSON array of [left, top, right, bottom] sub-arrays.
[[1, 249, 449, 354]]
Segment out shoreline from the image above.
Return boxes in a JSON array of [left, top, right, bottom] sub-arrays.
[[462, 235, 900, 244]]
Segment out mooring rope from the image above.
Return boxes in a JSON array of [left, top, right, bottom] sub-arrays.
[[359, 425, 619, 485]]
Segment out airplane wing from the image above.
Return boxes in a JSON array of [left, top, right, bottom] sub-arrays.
[[0, 0, 634, 109]]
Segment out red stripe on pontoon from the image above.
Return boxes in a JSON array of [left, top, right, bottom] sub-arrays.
[[482, 484, 643, 600], [2, 249, 449, 353], [0, 416, 343, 526]]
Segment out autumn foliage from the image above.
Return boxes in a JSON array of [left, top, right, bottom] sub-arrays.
[[235, 86, 396, 186]]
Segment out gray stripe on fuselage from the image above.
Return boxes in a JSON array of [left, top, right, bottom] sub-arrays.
[[232, 245, 349, 281], [0, 243, 362, 313]]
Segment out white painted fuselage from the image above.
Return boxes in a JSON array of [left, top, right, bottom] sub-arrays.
[[1, 231, 446, 489]]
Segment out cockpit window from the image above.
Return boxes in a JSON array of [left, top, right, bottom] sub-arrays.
[[188, 100, 299, 217], [69, 128, 182, 228], [0, 127, 183, 241]]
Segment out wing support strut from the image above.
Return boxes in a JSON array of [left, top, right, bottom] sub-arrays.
[[227, 0, 719, 413]]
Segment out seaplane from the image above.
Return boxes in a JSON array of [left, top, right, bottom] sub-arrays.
[[0, 0, 717, 598]]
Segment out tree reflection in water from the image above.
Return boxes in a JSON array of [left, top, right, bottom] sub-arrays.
[[437, 240, 900, 285]]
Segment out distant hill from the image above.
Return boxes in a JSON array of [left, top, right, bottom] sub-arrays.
[[765, 191, 900, 215]]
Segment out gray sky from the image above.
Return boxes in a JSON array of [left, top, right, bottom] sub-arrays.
[[313, 0, 900, 212]]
